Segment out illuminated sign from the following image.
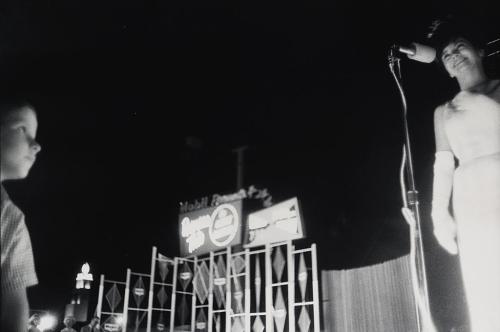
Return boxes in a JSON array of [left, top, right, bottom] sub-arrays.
[[179, 200, 243, 256], [104, 323, 121, 332], [244, 197, 304, 248], [179, 185, 272, 214], [214, 278, 226, 286], [133, 288, 144, 296]]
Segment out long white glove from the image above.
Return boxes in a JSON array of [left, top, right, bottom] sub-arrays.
[[431, 151, 458, 255]]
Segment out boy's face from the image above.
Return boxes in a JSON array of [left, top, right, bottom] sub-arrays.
[[0, 107, 41, 181], [64, 317, 74, 327]]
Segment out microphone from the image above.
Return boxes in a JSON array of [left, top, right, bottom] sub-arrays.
[[396, 42, 436, 63]]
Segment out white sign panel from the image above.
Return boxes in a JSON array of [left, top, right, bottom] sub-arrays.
[[179, 200, 243, 256], [244, 197, 304, 248]]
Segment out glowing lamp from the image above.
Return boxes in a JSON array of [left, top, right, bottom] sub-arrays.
[[39, 313, 57, 331]]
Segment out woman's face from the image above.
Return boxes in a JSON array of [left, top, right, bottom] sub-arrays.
[[441, 37, 484, 78]]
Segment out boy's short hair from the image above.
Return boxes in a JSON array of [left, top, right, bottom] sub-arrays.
[[0, 99, 34, 124], [64, 316, 76, 325]]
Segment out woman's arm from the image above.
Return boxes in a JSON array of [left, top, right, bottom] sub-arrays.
[[431, 106, 458, 254]]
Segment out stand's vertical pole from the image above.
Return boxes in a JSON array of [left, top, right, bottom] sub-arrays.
[[208, 252, 215, 332], [225, 247, 232, 332], [287, 241, 296, 332], [123, 269, 131, 331], [245, 248, 251, 331], [96, 275, 105, 318], [191, 257, 198, 332], [311, 244, 320, 332], [265, 244, 274, 332], [146, 246, 157, 332], [169, 257, 179, 332]]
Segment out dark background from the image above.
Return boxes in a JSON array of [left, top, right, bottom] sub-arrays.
[[1, 0, 498, 330]]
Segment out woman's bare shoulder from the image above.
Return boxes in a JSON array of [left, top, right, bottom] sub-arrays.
[[434, 103, 449, 118]]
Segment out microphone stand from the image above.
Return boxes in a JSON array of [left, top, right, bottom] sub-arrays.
[[388, 46, 436, 332]]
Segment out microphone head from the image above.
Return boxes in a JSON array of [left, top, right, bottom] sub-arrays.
[[407, 42, 436, 63]]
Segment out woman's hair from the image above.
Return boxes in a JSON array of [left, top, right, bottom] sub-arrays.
[[426, 16, 487, 64], [0, 99, 34, 124]]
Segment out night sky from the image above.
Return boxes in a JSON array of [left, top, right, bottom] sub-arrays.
[[1, 0, 499, 330]]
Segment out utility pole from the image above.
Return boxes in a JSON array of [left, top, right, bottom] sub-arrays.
[[232, 146, 248, 190]]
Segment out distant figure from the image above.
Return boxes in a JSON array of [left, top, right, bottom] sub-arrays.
[[428, 17, 500, 331], [80, 316, 103, 332], [27, 314, 42, 332], [61, 316, 77, 332], [1, 101, 42, 332]]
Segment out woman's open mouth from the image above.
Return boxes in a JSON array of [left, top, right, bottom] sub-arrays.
[[454, 59, 466, 69]]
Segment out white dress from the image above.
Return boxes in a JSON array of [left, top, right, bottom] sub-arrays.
[[443, 81, 500, 332]]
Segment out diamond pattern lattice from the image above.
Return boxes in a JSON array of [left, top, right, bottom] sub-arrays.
[[214, 256, 227, 308], [254, 255, 262, 310], [195, 310, 207, 331], [298, 307, 311, 332], [133, 276, 146, 307], [178, 262, 193, 291], [194, 261, 210, 304], [105, 284, 122, 312], [158, 253, 170, 282], [179, 295, 188, 325], [157, 286, 168, 307], [298, 253, 308, 301], [214, 314, 221, 332], [273, 247, 286, 281], [273, 287, 287, 332], [216, 255, 227, 277], [232, 255, 246, 275], [252, 316, 265, 332], [231, 317, 244, 332], [133, 311, 147, 332], [103, 314, 121, 332], [232, 276, 244, 314], [156, 312, 166, 331]]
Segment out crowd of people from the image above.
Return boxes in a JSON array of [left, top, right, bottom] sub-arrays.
[[27, 314, 102, 332]]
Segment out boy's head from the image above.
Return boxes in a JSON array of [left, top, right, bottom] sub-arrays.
[[90, 316, 100, 326], [0, 100, 41, 182], [63, 316, 76, 327], [28, 313, 41, 326]]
